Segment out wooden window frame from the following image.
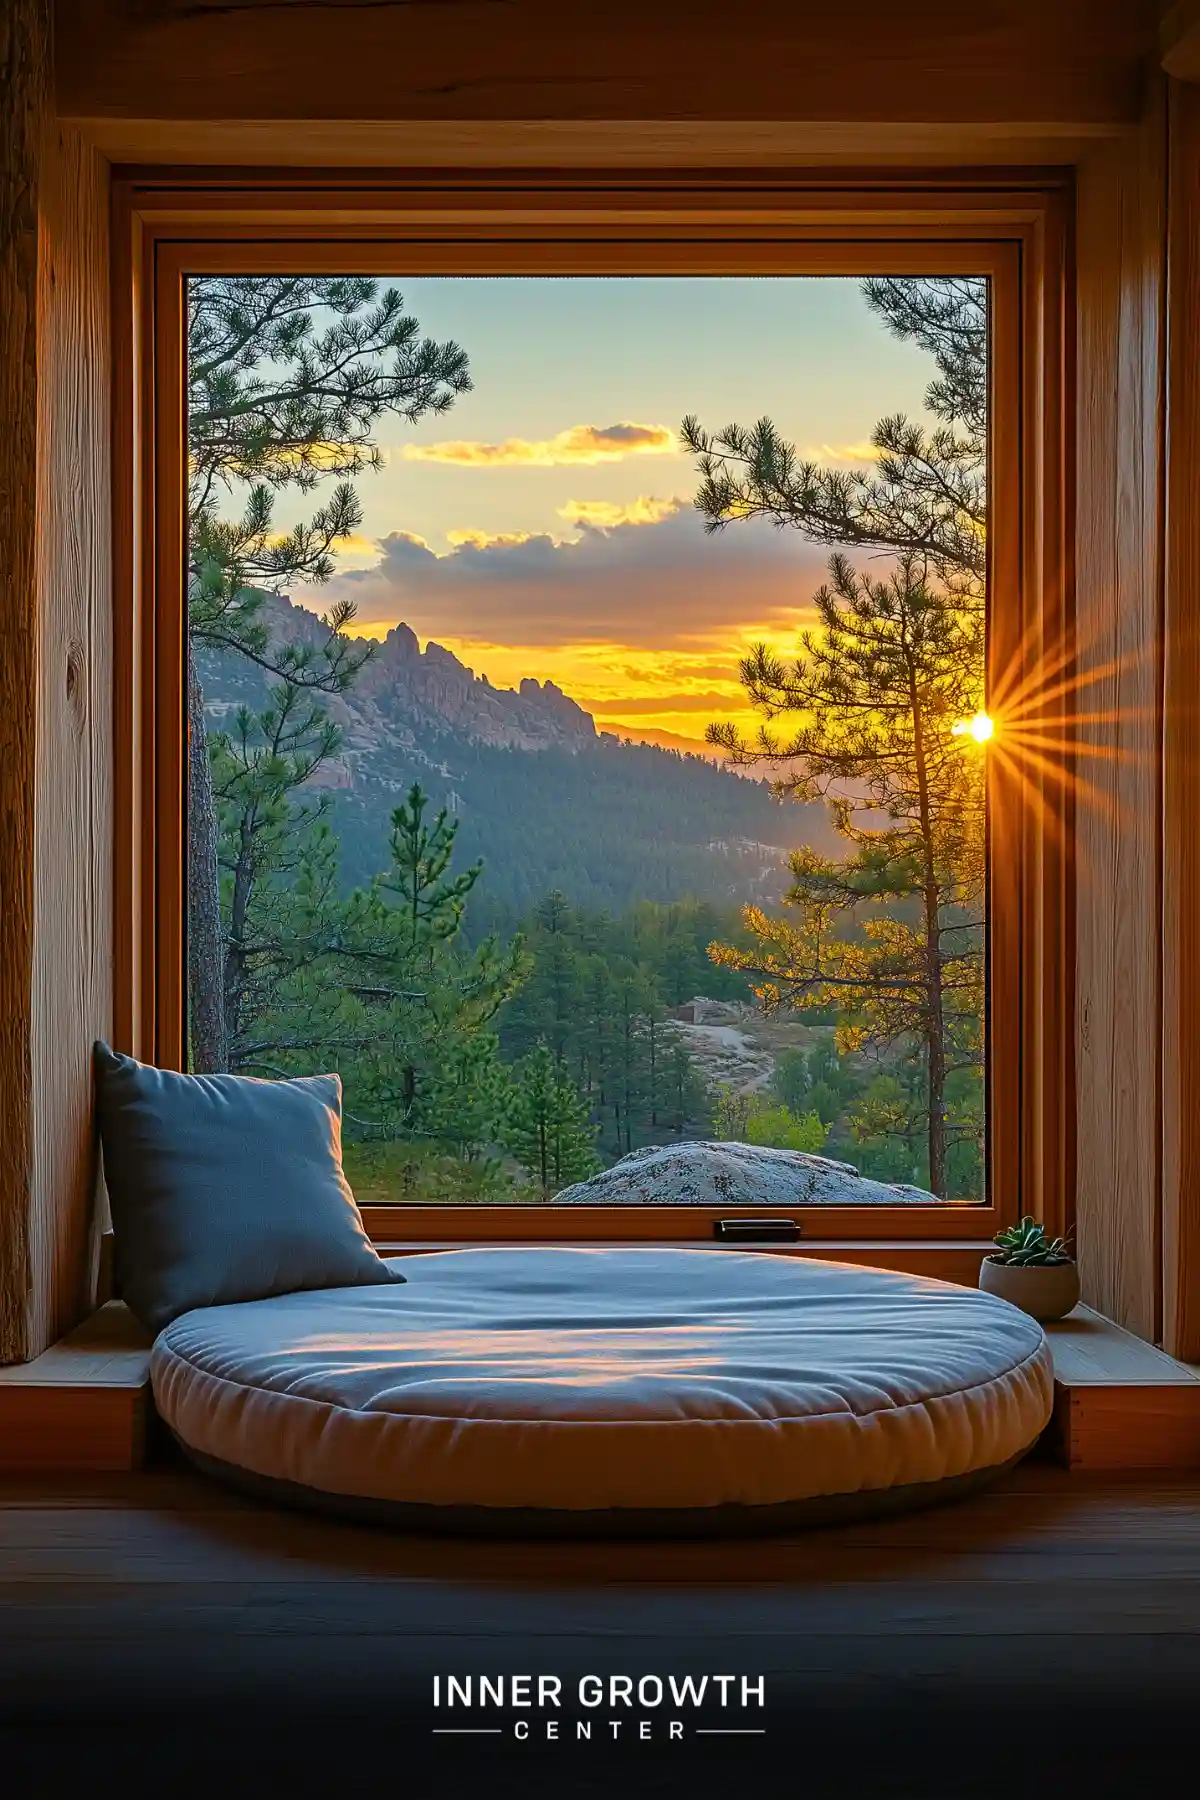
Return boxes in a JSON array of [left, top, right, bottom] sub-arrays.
[[110, 168, 1073, 1251]]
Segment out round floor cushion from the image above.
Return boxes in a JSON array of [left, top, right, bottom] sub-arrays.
[[152, 1247, 1055, 1535]]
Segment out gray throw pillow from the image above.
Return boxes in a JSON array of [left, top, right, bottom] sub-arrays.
[[94, 1043, 403, 1333]]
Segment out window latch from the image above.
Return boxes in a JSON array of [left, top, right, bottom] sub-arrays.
[[713, 1218, 802, 1243]]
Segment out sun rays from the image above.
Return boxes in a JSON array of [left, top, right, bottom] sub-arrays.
[[953, 711, 995, 743], [959, 613, 1157, 856]]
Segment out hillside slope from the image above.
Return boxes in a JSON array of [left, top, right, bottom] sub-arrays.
[[196, 594, 833, 919]]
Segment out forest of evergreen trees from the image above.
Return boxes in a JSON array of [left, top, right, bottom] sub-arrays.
[[499, 892, 727, 1159], [345, 735, 832, 931], [198, 627, 834, 926], [183, 270, 989, 1208]]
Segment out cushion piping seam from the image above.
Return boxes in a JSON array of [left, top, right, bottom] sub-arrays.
[[152, 1335, 1052, 1432]]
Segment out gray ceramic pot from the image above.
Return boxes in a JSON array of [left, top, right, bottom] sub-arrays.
[[978, 1255, 1080, 1322]]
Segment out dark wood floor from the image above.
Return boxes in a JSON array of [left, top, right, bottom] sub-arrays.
[[2, 1454, 1198, 1797]]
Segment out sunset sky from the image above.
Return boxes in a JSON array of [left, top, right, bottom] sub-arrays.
[[286, 276, 942, 751]]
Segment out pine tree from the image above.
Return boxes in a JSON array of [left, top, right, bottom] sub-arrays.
[[662, 1039, 711, 1138], [772, 1039, 863, 1128], [685, 277, 989, 1197], [377, 780, 483, 955], [497, 900, 716, 1162], [661, 927, 701, 1006], [498, 889, 582, 1063], [423, 1032, 512, 1167], [208, 680, 346, 1069], [608, 960, 660, 1156], [706, 554, 985, 1195], [682, 277, 986, 602], [502, 1042, 600, 1196], [577, 958, 619, 1147], [187, 276, 471, 1068], [329, 785, 528, 1144]]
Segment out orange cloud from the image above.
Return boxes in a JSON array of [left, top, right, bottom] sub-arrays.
[[328, 531, 386, 570], [444, 528, 537, 550], [402, 422, 677, 468], [557, 495, 683, 529]]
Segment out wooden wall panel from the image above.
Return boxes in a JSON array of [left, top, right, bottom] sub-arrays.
[[29, 124, 113, 1358], [1162, 79, 1200, 1362], [54, 0, 1160, 131], [71, 120, 1139, 173], [0, 0, 50, 1364], [1162, 2, 1200, 80], [1074, 91, 1167, 1342]]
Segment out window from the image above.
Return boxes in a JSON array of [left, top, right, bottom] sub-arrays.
[[116, 175, 1071, 1248]]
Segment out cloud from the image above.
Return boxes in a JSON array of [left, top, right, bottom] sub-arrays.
[[402, 422, 677, 468], [444, 528, 537, 550], [327, 531, 387, 570], [314, 502, 833, 651], [267, 528, 385, 571], [556, 495, 683, 529], [441, 498, 683, 553]]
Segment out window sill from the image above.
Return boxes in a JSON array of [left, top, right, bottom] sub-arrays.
[[95, 1231, 992, 1306], [371, 1238, 992, 1286]]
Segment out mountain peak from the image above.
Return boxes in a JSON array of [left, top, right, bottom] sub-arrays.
[[347, 620, 596, 753], [380, 620, 420, 661]]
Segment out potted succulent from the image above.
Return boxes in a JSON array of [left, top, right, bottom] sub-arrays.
[[978, 1216, 1080, 1322]]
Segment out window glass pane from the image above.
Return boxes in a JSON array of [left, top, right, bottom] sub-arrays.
[[185, 274, 989, 1207]]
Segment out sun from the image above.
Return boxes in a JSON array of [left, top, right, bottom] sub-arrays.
[[953, 711, 995, 744]]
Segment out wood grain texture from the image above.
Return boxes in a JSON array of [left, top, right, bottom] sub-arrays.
[[0, 1300, 152, 1385], [29, 125, 114, 1359], [1047, 1303, 1200, 1384], [52, 0, 1161, 128], [93, 1233, 989, 1301], [122, 187, 1066, 1251], [1, 1461, 1200, 1796], [1009, 185, 1075, 1244], [2, 1460, 1198, 1573], [1049, 1386, 1200, 1470], [365, 1232, 992, 1286], [1046, 1303, 1200, 1467], [0, 0, 49, 1365], [0, 1303, 150, 1472], [1162, 80, 1200, 1361], [1162, 1, 1200, 79], [81, 120, 1128, 172], [357, 1202, 1006, 1244], [1073, 94, 1167, 1343], [0, 1387, 145, 1472]]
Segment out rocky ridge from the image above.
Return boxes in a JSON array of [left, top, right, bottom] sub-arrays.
[[354, 619, 596, 753], [200, 591, 598, 789]]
